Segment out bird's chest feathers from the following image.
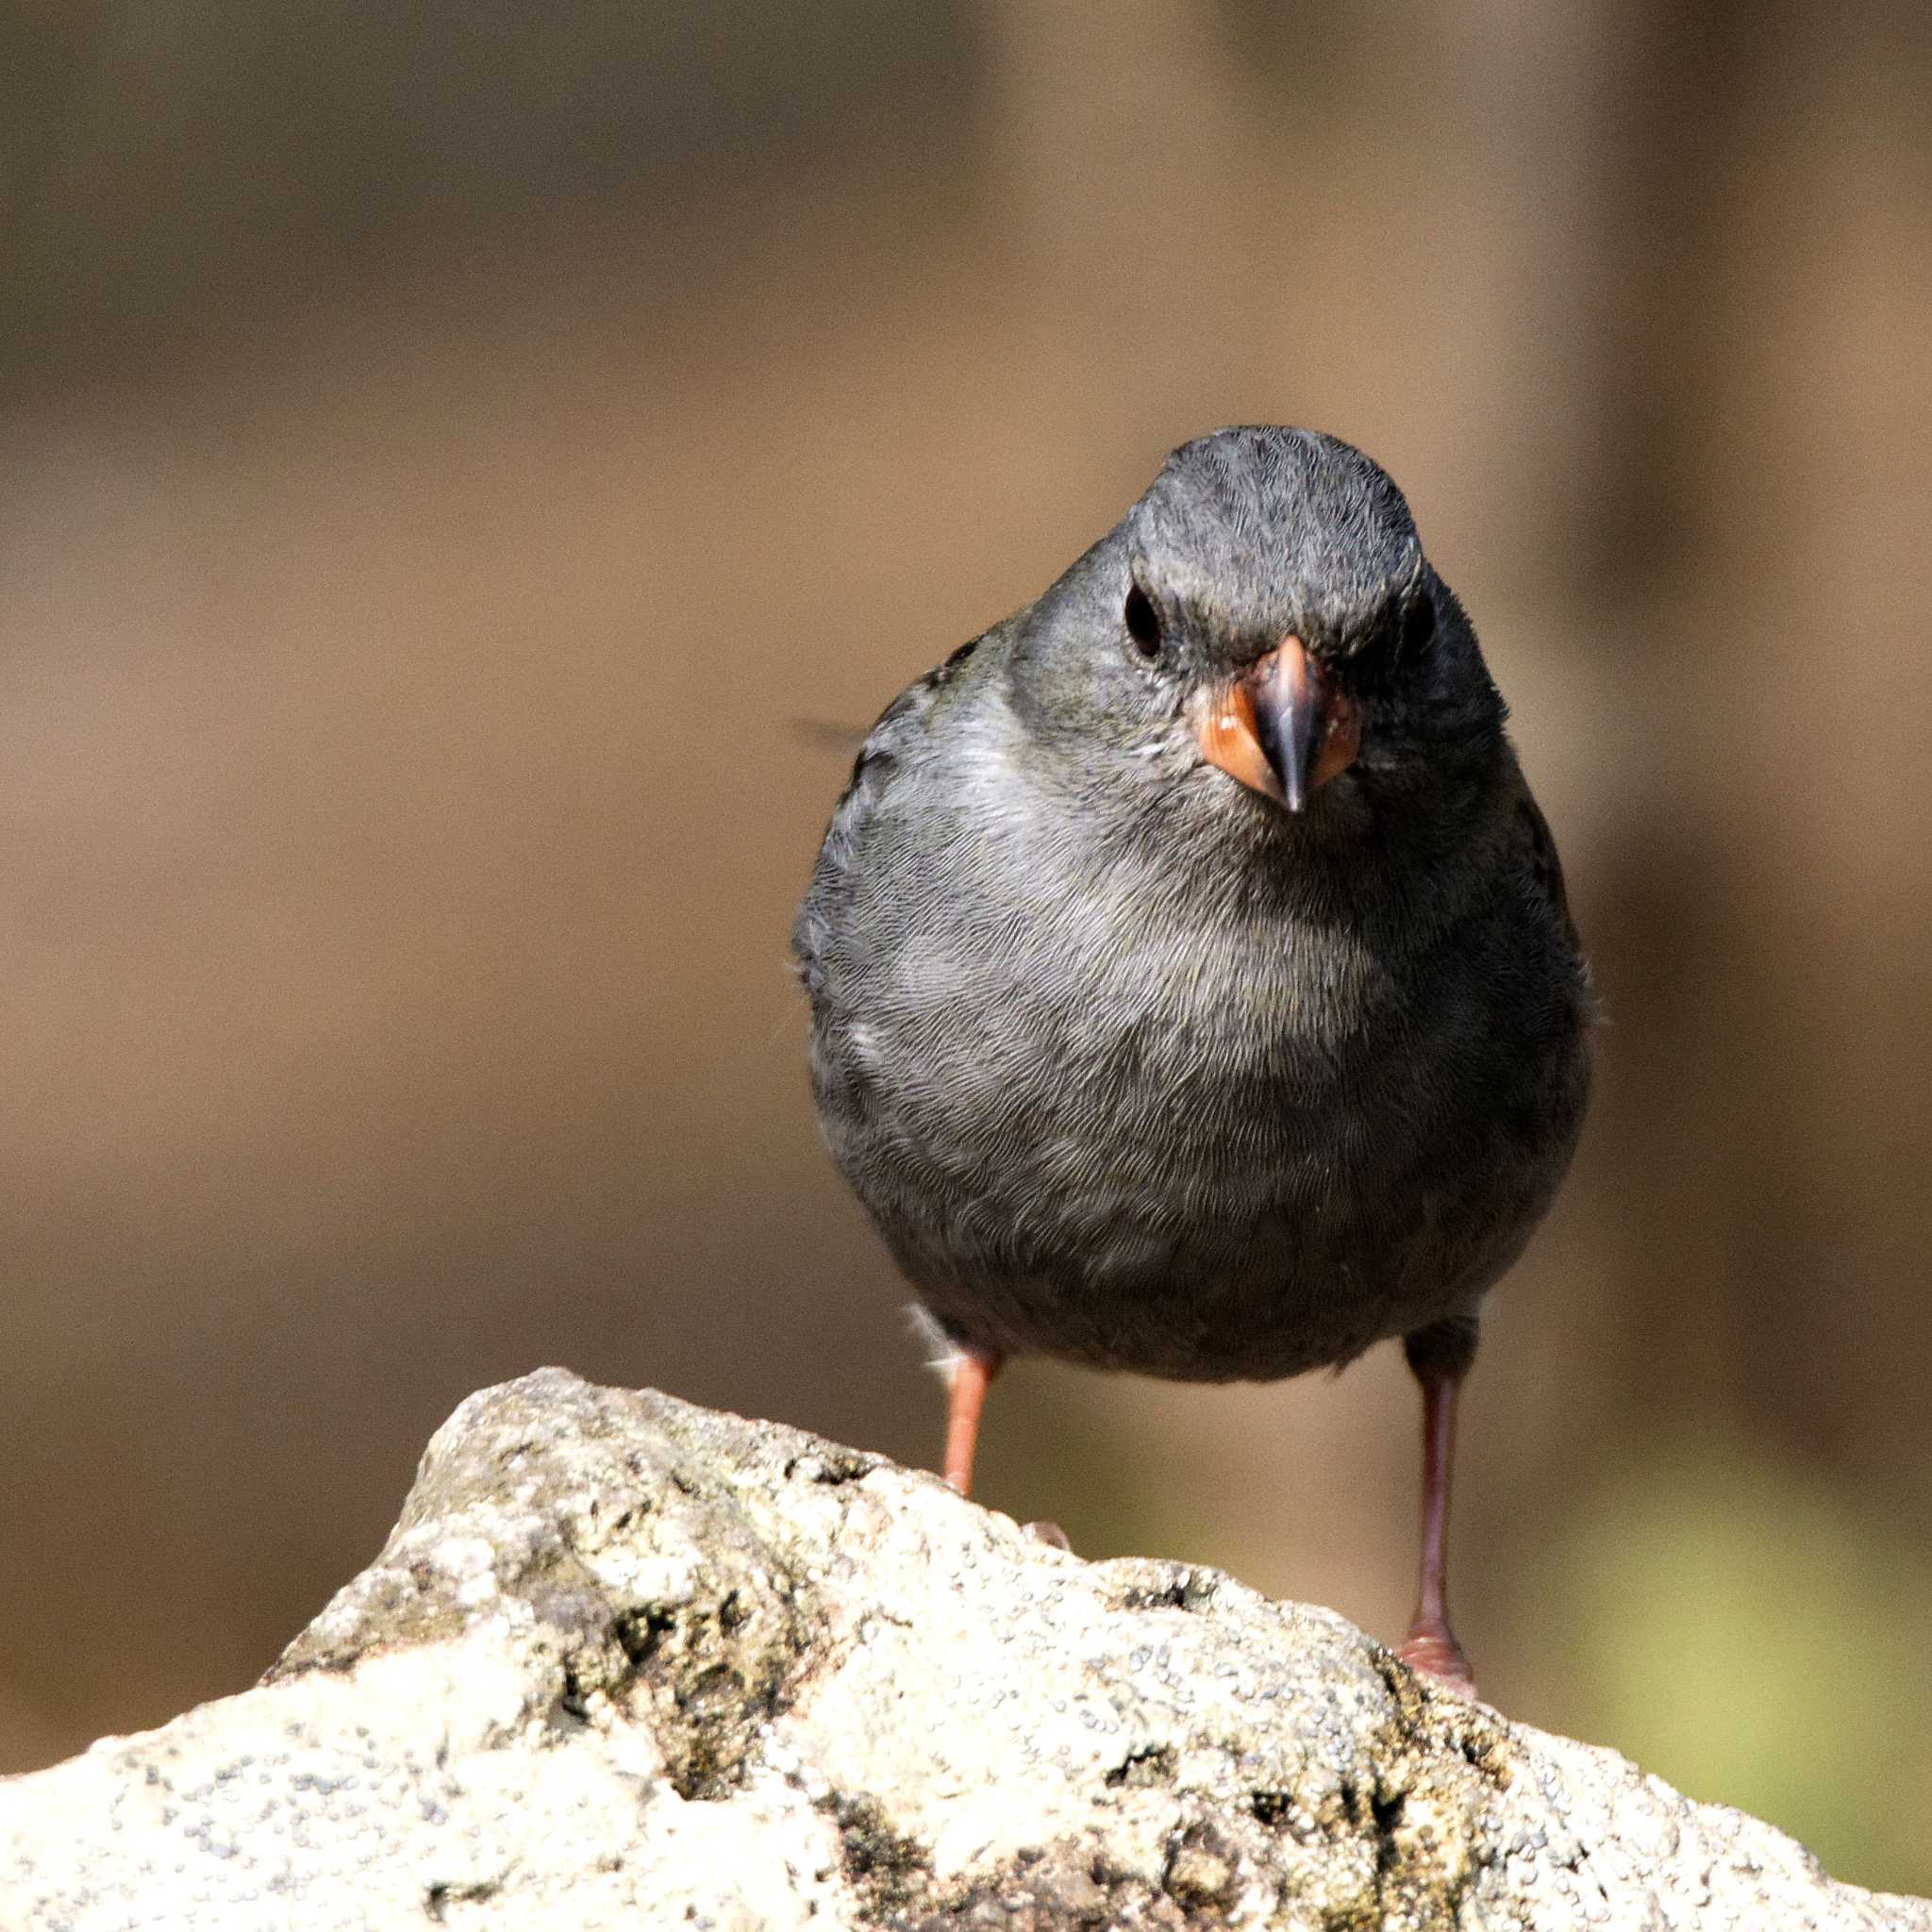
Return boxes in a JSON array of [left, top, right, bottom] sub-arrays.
[[871, 788, 1390, 1149]]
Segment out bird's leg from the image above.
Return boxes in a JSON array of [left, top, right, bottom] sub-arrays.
[[1395, 1315, 1479, 1697], [941, 1345, 1003, 1495]]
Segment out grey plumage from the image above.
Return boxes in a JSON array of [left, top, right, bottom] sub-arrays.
[[794, 427, 1591, 1391]]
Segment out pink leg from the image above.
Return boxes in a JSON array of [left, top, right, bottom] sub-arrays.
[[941, 1346, 1003, 1495], [1394, 1319, 1478, 1696]]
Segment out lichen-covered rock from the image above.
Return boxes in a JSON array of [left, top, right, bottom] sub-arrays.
[[0, 1369, 1924, 1930]]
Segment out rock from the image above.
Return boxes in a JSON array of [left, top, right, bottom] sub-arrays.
[[0, 1369, 1924, 1930]]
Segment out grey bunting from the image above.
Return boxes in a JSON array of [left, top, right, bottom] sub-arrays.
[[793, 426, 1592, 1692]]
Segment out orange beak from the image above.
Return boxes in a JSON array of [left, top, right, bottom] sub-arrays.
[[1195, 637, 1360, 811]]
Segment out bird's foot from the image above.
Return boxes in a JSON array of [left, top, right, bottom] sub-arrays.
[[1023, 1520, 1072, 1551], [1394, 1615, 1476, 1699]]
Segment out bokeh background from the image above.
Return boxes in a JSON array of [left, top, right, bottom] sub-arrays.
[[4, 0, 1929, 1893]]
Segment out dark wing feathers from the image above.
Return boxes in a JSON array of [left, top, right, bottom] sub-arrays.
[[792, 635, 983, 994]]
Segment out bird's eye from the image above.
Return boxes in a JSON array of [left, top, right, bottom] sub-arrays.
[[1401, 594, 1437, 657], [1124, 583, 1162, 658]]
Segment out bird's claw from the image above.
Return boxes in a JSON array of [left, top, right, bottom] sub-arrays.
[[1022, 1519, 1072, 1551], [1394, 1616, 1477, 1699]]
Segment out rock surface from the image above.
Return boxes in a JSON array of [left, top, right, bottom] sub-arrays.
[[1, 1370, 1924, 1931]]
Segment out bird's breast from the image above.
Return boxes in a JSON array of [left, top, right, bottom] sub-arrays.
[[803, 737, 1581, 1380]]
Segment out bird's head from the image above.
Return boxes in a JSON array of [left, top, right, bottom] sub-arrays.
[[1008, 427, 1506, 832]]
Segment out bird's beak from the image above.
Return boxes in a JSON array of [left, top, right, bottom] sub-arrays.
[[1196, 637, 1360, 812]]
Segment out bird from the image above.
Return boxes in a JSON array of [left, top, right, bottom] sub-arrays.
[[792, 426, 1592, 1693]]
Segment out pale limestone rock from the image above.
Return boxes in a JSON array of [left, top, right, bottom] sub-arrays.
[[1, 1369, 1924, 1930]]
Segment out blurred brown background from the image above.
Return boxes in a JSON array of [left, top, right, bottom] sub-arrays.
[[4, 0, 1929, 1893]]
